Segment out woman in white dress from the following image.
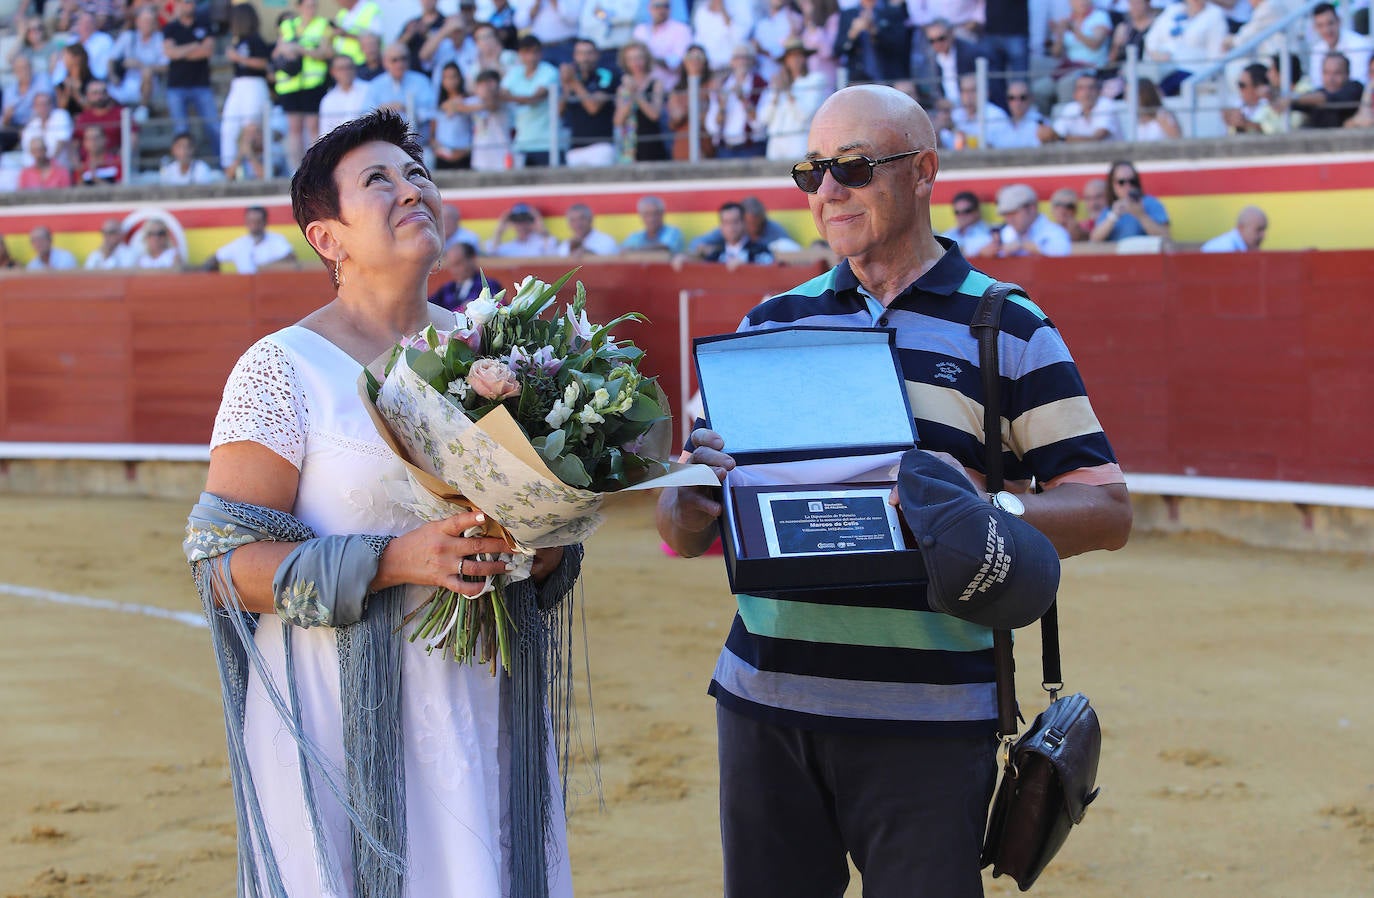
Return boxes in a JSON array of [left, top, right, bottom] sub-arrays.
[[187, 109, 577, 898]]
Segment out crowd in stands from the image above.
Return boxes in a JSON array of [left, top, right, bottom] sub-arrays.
[[2, 0, 1372, 191]]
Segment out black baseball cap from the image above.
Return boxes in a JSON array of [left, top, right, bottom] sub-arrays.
[[508, 202, 535, 221], [896, 449, 1059, 629]]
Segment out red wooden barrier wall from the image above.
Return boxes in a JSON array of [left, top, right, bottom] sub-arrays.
[[2, 250, 1370, 487]]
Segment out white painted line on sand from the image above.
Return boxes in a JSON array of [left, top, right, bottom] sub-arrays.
[[0, 582, 208, 629]]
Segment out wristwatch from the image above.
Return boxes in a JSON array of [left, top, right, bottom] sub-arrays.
[[990, 490, 1025, 517]]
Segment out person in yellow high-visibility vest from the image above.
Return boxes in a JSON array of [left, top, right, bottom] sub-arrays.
[[272, 0, 333, 170], [331, 0, 384, 66]]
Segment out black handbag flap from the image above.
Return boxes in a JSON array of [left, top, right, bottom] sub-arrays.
[[1015, 693, 1102, 823]]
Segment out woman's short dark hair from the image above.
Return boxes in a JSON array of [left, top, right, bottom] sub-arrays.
[[229, 2, 260, 39], [290, 108, 426, 243]]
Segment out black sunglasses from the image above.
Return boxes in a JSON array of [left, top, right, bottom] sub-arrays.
[[791, 150, 924, 193], [1114, 176, 1139, 186], [953, 205, 978, 215]]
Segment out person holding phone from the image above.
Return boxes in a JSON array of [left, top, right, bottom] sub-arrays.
[[1089, 159, 1171, 242]]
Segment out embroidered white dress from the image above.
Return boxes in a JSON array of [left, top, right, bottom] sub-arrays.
[[211, 324, 573, 898]]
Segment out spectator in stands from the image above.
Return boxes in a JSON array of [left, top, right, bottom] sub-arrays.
[[759, 39, 826, 161], [985, 79, 1042, 148], [692, 0, 752, 73], [26, 225, 78, 271], [939, 190, 993, 257], [948, 71, 1010, 148], [1132, 77, 1182, 140], [85, 218, 135, 270], [753, 0, 804, 82], [1050, 187, 1090, 242], [694, 201, 775, 266], [1294, 52, 1365, 128], [1221, 0, 1291, 63], [1048, 0, 1112, 101], [400, 0, 450, 75], [557, 203, 620, 257], [201, 206, 299, 273], [163, 0, 219, 160], [108, 5, 167, 113], [614, 40, 669, 161], [429, 241, 502, 313], [1108, 0, 1158, 76], [706, 43, 768, 158], [330, 0, 386, 67], [1038, 71, 1121, 143], [365, 44, 437, 140], [1343, 57, 1374, 128], [1201, 205, 1268, 253], [54, 43, 95, 117], [18, 134, 74, 190], [1090, 160, 1172, 242], [460, 23, 518, 86], [74, 79, 123, 162], [470, 69, 513, 171], [991, 183, 1071, 257], [0, 237, 15, 270], [1143, 0, 1228, 95], [20, 91, 74, 170], [578, 0, 639, 69], [134, 221, 182, 269], [273, 0, 332, 171], [430, 63, 475, 169], [225, 120, 268, 180], [633, 0, 693, 91], [1081, 177, 1108, 232], [912, 17, 978, 106], [76, 124, 121, 184], [796, 0, 839, 94], [667, 44, 716, 161], [1, 56, 51, 144], [160, 131, 220, 184], [560, 38, 618, 167], [318, 55, 368, 136], [57, 11, 113, 81], [743, 195, 801, 253], [1266, 52, 1313, 129], [621, 194, 685, 254], [442, 205, 482, 251], [836, 0, 912, 87], [513, 0, 580, 67], [1224, 62, 1282, 134], [501, 35, 561, 167], [8, 17, 61, 83], [355, 32, 385, 81], [1308, 3, 1372, 95], [220, 3, 272, 171], [981, 0, 1030, 109], [486, 202, 557, 256]]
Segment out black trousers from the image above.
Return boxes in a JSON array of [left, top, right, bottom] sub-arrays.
[[717, 703, 997, 898]]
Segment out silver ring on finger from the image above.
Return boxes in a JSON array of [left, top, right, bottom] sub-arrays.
[[458, 558, 466, 577]]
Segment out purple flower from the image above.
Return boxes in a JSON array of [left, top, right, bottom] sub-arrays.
[[531, 345, 563, 375]]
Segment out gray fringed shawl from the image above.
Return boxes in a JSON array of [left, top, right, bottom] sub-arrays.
[[185, 493, 583, 898]]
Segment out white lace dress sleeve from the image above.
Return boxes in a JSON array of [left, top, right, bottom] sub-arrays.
[[210, 336, 309, 468]]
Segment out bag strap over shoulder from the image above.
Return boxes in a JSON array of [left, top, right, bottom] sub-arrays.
[[971, 281, 1063, 743]]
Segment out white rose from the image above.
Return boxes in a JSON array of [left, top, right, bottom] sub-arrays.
[[466, 294, 499, 326]]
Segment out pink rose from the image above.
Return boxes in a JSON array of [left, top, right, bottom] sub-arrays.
[[467, 358, 521, 401]]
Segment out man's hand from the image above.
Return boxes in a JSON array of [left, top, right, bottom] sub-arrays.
[[656, 427, 735, 557]]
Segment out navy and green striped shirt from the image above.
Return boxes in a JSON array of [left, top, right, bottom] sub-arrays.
[[708, 240, 1123, 735]]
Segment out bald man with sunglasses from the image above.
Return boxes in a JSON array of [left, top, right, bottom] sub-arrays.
[[657, 84, 1131, 898]]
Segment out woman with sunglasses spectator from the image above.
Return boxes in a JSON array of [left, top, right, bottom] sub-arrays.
[[1089, 159, 1171, 242]]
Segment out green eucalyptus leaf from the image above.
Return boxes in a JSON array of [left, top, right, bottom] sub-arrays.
[[542, 428, 566, 460], [555, 453, 591, 487]]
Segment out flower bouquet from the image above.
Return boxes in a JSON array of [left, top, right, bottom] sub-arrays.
[[363, 270, 716, 670]]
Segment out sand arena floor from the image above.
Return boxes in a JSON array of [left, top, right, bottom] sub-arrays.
[[0, 492, 1371, 898]]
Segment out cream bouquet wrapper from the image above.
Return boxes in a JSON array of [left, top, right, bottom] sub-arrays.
[[359, 270, 718, 668]]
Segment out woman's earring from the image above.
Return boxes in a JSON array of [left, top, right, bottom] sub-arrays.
[[334, 256, 344, 288], [433, 255, 443, 273]]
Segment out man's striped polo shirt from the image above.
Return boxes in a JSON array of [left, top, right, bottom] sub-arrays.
[[707, 240, 1124, 735]]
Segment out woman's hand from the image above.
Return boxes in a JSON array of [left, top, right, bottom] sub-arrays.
[[376, 511, 516, 596]]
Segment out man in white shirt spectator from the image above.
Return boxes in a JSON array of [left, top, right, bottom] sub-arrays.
[[486, 202, 559, 257], [365, 44, 437, 139], [1038, 71, 1121, 142], [985, 79, 1043, 148], [159, 132, 222, 185], [1143, 0, 1229, 94], [949, 72, 1009, 147], [939, 190, 993, 257], [56, 11, 115, 81], [202, 206, 299, 274], [1308, 2, 1372, 95], [992, 183, 1072, 257], [85, 218, 136, 270], [1201, 205, 1268, 253], [19, 91, 74, 170], [319, 55, 370, 135], [557, 203, 620, 257], [1223, 63, 1282, 134], [633, 0, 693, 90], [134, 222, 183, 269], [26, 226, 78, 272]]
